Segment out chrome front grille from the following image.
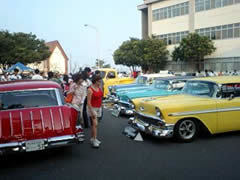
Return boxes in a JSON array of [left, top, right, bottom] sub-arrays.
[[135, 112, 164, 126]]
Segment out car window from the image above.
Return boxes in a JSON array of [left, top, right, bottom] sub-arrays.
[[107, 71, 116, 79], [153, 80, 170, 89], [182, 81, 217, 97], [0, 89, 58, 110], [221, 83, 240, 98], [136, 76, 147, 84], [99, 71, 106, 79]]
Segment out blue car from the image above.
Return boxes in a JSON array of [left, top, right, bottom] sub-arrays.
[[112, 76, 195, 117], [107, 74, 173, 102]]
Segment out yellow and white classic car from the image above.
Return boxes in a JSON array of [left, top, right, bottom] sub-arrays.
[[97, 68, 134, 97], [129, 76, 240, 142]]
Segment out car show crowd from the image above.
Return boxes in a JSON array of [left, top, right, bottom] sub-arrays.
[[1, 66, 240, 153]]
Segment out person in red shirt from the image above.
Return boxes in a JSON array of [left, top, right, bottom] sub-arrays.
[[87, 75, 103, 148]]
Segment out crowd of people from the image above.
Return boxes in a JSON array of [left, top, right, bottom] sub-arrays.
[[0, 67, 103, 148]]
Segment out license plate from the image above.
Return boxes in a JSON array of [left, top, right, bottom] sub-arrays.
[[25, 139, 45, 152], [112, 108, 120, 117]]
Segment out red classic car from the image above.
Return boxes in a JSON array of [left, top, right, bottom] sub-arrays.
[[0, 80, 84, 154]]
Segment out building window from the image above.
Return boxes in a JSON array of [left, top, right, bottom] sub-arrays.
[[196, 22, 240, 40], [152, 2, 189, 21], [234, 23, 240, 37], [195, 0, 239, 13], [157, 31, 189, 45]]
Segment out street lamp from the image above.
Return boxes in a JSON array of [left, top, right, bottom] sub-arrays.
[[84, 24, 100, 68]]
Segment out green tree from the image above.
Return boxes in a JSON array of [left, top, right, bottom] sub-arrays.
[[141, 38, 169, 73], [113, 38, 141, 72], [0, 31, 50, 68], [172, 33, 216, 71], [113, 37, 169, 73]]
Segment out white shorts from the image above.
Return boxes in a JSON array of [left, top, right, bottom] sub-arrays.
[[87, 107, 102, 118]]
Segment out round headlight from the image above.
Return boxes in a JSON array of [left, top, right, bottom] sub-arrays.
[[155, 107, 161, 117]]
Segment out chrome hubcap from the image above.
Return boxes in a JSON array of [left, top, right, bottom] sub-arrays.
[[178, 120, 196, 140]]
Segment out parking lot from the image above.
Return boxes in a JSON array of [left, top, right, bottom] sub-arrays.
[[1, 108, 240, 180]]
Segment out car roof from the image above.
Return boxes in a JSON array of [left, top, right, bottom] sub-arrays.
[[192, 76, 240, 84], [155, 76, 195, 81], [0, 80, 61, 92]]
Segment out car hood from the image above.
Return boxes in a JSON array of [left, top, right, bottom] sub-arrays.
[[135, 94, 217, 118], [115, 84, 148, 93], [122, 88, 181, 100]]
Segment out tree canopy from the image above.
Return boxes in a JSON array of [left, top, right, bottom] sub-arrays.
[[0, 31, 51, 68], [172, 33, 216, 70], [113, 37, 169, 73]]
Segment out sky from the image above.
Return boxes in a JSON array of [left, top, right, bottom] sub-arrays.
[[1, 0, 142, 71]]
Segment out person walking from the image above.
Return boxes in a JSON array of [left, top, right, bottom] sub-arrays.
[[68, 73, 85, 124], [87, 75, 103, 148], [82, 67, 92, 128]]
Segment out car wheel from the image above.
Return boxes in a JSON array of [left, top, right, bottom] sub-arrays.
[[174, 119, 198, 142]]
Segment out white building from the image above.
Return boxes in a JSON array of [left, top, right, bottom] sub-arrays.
[[138, 0, 240, 71], [29, 40, 69, 75]]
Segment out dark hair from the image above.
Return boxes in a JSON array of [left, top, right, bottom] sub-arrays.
[[35, 69, 40, 74], [14, 68, 19, 73], [63, 74, 69, 84], [91, 74, 102, 84], [84, 67, 91, 73], [72, 73, 83, 83], [48, 71, 54, 80], [95, 70, 101, 75]]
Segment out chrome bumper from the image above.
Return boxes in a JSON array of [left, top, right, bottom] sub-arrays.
[[129, 117, 174, 138], [113, 104, 134, 116], [106, 95, 119, 103], [0, 132, 85, 154]]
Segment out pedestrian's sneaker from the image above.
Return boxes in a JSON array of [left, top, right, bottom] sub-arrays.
[[90, 138, 101, 145], [92, 139, 100, 148]]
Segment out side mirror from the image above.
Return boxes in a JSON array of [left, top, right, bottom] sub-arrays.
[[229, 94, 234, 101]]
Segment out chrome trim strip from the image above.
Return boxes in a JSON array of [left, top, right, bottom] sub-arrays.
[[30, 111, 34, 134], [40, 110, 45, 133], [0, 88, 58, 93], [168, 107, 240, 117], [20, 112, 24, 136], [50, 109, 55, 131], [59, 108, 65, 131], [55, 89, 63, 106], [0, 105, 61, 112], [9, 112, 13, 136]]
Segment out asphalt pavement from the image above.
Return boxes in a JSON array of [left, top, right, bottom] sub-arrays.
[[1, 108, 240, 180]]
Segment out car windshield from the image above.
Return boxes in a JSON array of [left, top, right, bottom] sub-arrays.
[[135, 76, 148, 84], [152, 80, 170, 89], [0, 89, 58, 110], [182, 81, 218, 97]]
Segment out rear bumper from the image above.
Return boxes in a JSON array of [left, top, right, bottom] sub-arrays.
[[129, 117, 174, 138], [0, 132, 84, 154]]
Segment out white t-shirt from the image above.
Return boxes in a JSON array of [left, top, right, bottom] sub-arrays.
[[9, 74, 22, 80], [32, 74, 43, 80]]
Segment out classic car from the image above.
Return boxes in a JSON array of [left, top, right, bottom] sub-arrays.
[[112, 76, 193, 117], [97, 68, 134, 97], [107, 73, 174, 103], [129, 76, 240, 142], [0, 80, 84, 154]]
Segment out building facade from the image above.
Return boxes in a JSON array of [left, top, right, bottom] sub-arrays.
[[138, 0, 240, 71], [29, 40, 69, 75]]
